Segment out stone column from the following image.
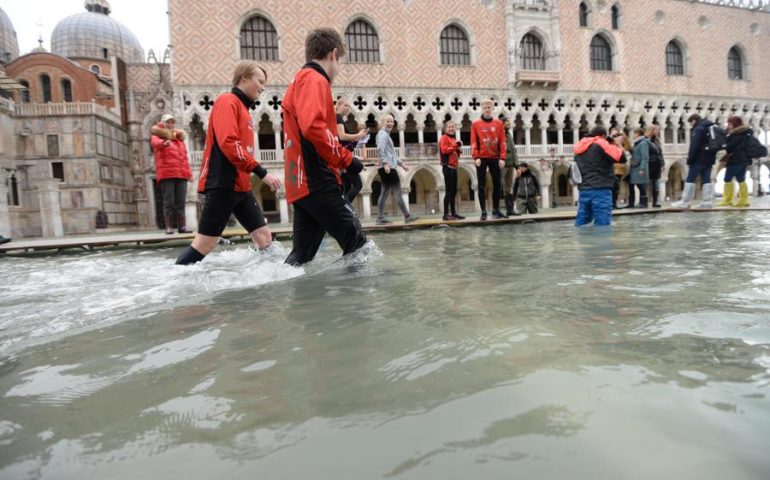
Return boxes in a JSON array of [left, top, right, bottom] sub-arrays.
[[751, 163, 761, 196], [572, 125, 580, 144], [556, 123, 565, 153], [37, 179, 64, 237], [524, 123, 533, 155], [417, 126, 424, 145], [541, 126, 548, 152], [437, 186, 446, 215], [277, 191, 289, 224], [398, 125, 406, 159], [539, 160, 553, 210], [0, 169, 10, 237], [401, 187, 410, 216], [273, 121, 283, 160], [473, 183, 482, 212], [361, 191, 372, 220], [684, 126, 691, 147]]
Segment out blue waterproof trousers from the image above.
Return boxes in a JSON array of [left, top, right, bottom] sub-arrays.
[[576, 188, 613, 227]]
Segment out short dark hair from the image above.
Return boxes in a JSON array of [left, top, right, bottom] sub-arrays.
[[687, 114, 702, 124], [305, 28, 346, 62], [633, 127, 645, 136], [588, 126, 607, 137]]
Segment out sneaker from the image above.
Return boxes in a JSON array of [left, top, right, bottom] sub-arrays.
[[653, 204, 662, 208], [451, 213, 466, 220], [480, 211, 488, 221], [442, 215, 454, 221], [405, 215, 420, 224], [375, 219, 391, 225], [492, 210, 508, 219], [165, 228, 174, 235], [0, 235, 10, 245], [178, 228, 192, 234]]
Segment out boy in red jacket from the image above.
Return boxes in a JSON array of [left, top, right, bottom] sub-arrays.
[[175, 61, 282, 265], [151, 114, 192, 234], [471, 100, 507, 220], [282, 28, 366, 266]]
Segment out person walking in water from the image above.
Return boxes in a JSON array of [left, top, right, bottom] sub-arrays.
[[672, 114, 719, 208], [376, 114, 419, 225], [471, 100, 507, 220], [151, 114, 193, 234], [574, 126, 625, 226], [175, 61, 282, 265], [335, 96, 368, 204], [282, 28, 368, 266], [439, 120, 464, 220]]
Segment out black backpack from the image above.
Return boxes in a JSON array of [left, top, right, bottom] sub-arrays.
[[704, 124, 727, 152], [746, 134, 768, 159]]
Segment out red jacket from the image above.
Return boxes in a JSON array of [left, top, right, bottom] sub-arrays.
[[471, 117, 506, 160], [151, 124, 192, 181], [198, 88, 267, 193], [282, 63, 352, 204], [439, 134, 462, 168]]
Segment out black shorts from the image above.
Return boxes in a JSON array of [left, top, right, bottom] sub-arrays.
[[197, 189, 266, 237]]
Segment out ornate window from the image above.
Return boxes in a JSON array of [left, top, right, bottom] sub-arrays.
[[727, 46, 743, 80], [40, 74, 52, 103], [666, 41, 684, 76], [240, 15, 279, 62], [345, 20, 380, 64], [579, 2, 590, 27], [520, 34, 545, 70], [611, 4, 621, 29], [61, 79, 73, 102], [440, 24, 471, 66], [19, 80, 30, 103], [590, 35, 612, 71]]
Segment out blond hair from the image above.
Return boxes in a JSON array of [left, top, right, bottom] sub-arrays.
[[232, 61, 267, 88], [443, 120, 457, 134], [380, 114, 394, 128], [481, 99, 494, 107]]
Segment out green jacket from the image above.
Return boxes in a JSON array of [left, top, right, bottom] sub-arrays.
[[505, 133, 518, 168]]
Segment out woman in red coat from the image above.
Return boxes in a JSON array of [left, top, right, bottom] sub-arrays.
[[151, 114, 192, 233]]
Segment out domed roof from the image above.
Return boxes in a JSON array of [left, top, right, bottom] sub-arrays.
[[51, 0, 144, 64], [0, 6, 19, 64]]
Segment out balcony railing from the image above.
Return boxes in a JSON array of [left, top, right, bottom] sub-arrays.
[[14, 102, 121, 123], [515, 70, 561, 87]]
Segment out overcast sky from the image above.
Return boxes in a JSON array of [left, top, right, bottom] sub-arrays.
[[1, 0, 169, 59]]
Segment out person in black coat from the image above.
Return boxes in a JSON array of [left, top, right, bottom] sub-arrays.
[[646, 125, 664, 207], [672, 114, 719, 208], [718, 115, 755, 208]]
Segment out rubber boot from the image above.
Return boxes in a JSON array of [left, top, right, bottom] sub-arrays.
[[177, 213, 192, 233], [164, 215, 174, 234], [697, 183, 714, 208], [735, 182, 750, 208], [504, 194, 514, 216], [672, 182, 696, 209], [717, 182, 735, 207], [176, 246, 205, 265]]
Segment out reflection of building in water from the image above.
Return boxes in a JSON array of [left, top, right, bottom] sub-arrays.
[[1, 0, 769, 238]]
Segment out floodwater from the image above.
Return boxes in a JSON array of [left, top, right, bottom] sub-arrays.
[[1, 212, 769, 479]]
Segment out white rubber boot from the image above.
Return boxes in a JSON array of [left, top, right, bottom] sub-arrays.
[[672, 183, 696, 209], [698, 183, 714, 208]]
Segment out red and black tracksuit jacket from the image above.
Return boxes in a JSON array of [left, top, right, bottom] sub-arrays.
[[282, 62, 352, 204], [471, 117, 507, 160], [198, 88, 268, 193], [439, 134, 461, 168]]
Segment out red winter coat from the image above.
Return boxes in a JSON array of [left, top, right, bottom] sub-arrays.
[[151, 124, 192, 181], [471, 117, 506, 161], [439, 134, 462, 168], [282, 62, 352, 204]]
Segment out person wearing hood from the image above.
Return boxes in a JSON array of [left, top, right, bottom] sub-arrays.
[[573, 126, 625, 226], [628, 128, 650, 208], [471, 100, 507, 220], [151, 114, 193, 234], [512, 162, 540, 214], [719, 116, 757, 208], [672, 114, 719, 208]]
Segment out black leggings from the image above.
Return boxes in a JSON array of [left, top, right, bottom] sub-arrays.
[[343, 170, 362, 203], [442, 165, 458, 215], [476, 159, 501, 212]]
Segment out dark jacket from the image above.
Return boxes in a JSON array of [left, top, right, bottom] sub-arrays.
[[505, 133, 518, 168], [725, 125, 754, 169], [647, 136, 664, 180], [513, 170, 540, 198], [574, 136, 624, 191], [630, 137, 650, 185], [687, 119, 718, 166]]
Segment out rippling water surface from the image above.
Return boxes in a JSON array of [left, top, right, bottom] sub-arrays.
[[1, 212, 770, 479]]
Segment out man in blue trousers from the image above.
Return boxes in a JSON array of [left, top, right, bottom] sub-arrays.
[[573, 127, 625, 226]]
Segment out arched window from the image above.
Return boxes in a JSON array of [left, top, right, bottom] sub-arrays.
[[440, 24, 471, 66], [40, 74, 51, 103], [345, 20, 380, 64], [240, 15, 279, 62], [590, 35, 612, 71], [611, 4, 621, 29], [728, 46, 744, 80], [666, 41, 684, 76], [61, 79, 73, 102], [520, 33, 545, 70], [19, 80, 30, 103], [90, 65, 101, 75], [579, 2, 590, 27]]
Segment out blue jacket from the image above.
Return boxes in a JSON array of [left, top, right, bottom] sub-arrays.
[[687, 120, 718, 166], [630, 137, 650, 185]]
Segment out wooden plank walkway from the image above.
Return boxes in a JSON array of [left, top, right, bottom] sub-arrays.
[[1, 205, 768, 255]]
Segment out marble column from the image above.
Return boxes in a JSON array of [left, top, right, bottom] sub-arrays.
[[273, 122, 283, 160], [278, 191, 289, 224], [417, 126, 424, 145], [361, 191, 372, 220], [541, 126, 548, 153], [398, 126, 406, 159], [437, 187, 446, 216], [524, 123, 532, 155], [556, 123, 565, 154], [473, 183, 482, 212], [37, 179, 64, 237], [401, 187, 410, 216], [0, 169, 10, 237]]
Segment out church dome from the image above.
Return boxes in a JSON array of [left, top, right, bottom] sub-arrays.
[[51, 0, 144, 63], [0, 6, 19, 64]]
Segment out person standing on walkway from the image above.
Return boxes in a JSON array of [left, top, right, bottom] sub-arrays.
[[672, 114, 719, 208], [719, 116, 763, 208], [439, 120, 464, 220], [512, 162, 541, 214], [629, 128, 650, 208], [175, 61, 282, 265], [574, 127, 625, 226], [502, 117, 519, 216], [471, 100, 507, 220], [646, 125, 664, 208], [376, 114, 418, 225], [151, 114, 193, 234], [608, 129, 627, 209], [335, 96, 368, 204], [282, 28, 368, 266]]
